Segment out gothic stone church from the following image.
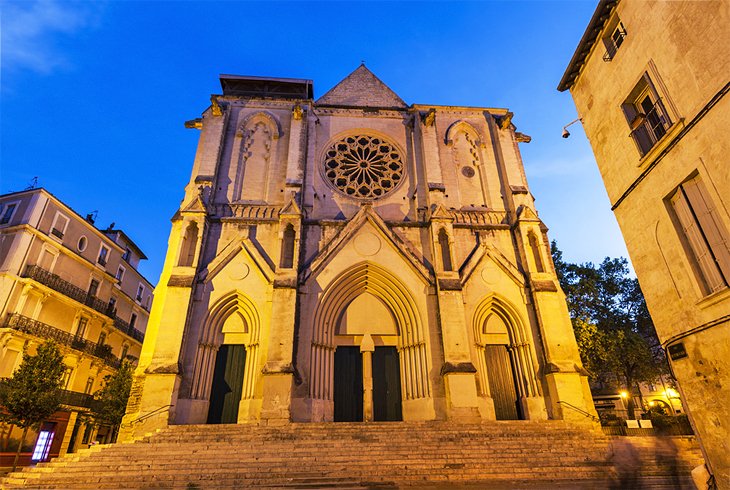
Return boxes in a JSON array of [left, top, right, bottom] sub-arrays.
[[121, 66, 596, 435]]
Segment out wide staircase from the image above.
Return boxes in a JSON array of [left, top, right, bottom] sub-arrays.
[[2, 421, 704, 489]]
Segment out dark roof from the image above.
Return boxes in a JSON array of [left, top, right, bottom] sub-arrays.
[[557, 0, 618, 92], [103, 229, 148, 260], [219, 74, 313, 99]]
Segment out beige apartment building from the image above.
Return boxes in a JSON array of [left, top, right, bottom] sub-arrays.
[[558, 0, 730, 486], [121, 66, 597, 440], [0, 188, 153, 466]]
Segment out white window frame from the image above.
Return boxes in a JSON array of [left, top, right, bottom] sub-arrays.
[[37, 245, 59, 272], [50, 212, 70, 241], [115, 265, 126, 286], [97, 244, 111, 268], [136, 284, 145, 303], [0, 201, 19, 226]]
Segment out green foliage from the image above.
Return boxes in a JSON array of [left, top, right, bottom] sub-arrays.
[[92, 360, 133, 429], [0, 341, 65, 429], [551, 241, 667, 414]]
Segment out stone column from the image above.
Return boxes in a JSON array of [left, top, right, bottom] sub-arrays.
[[360, 334, 375, 422], [58, 411, 78, 457]]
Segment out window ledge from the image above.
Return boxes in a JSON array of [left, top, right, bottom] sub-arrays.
[[696, 286, 730, 310], [637, 118, 685, 168]]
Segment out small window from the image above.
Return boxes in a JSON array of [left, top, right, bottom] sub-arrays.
[[88, 279, 100, 297], [61, 368, 73, 389], [178, 222, 198, 267], [669, 175, 730, 295], [0, 202, 18, 225], [438, 228, 453, 272], [122, 248, 131, 262], [280, 224, 295, 269], [121, 344, 129, 360], [622, 74, 672, 156], [77, 235, 88, 252], [50, 212, 70, 240], [136, 284, 145, 302], [84, 377, 95, 395], [115, 265, 125, 282], [528, 232, 545, 273], [602, 19, 627, 61], [98, 332, 106, 345], [75, 317, 88, 338], [129, 312, 137, 329], [97, 245, 110, 267]]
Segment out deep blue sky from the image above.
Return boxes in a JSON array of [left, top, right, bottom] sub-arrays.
[[2, 0, 629, 283]]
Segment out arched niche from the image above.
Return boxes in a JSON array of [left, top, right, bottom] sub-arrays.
[[235, 111, 283, 202], [178, 221, 199, 267], [445, 120, 487, 208]]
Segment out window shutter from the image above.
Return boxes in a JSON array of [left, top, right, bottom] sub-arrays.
[[682, 177, 730, 282], [670, 188, 725, 293]]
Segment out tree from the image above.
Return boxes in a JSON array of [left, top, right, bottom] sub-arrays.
[[551, 241, 667, 418], [92, 360, 133, 442], [0, 341, 65, 471]]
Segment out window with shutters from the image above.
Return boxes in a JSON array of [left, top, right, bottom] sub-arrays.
[[668, 175, 730, 295], [622, 74, 672, 156]]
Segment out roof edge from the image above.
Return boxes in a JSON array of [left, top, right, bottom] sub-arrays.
[[557, 0, 618, 92]]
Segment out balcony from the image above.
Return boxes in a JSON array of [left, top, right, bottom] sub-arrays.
[[21, 264, 145, 342], [59, 389, 101, 411], [629, 99, 672, 156], [3, 313, 123, 370]]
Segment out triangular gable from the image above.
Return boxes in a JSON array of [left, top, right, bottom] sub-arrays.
[[199, 236, 275, 284], [304, 205, 431, 284], [430, 202, 453, 221], [181, 194, 208, 215], [279, 196, 302, 217], [316, 65, 407, 108], [460, 243, 525, 288]]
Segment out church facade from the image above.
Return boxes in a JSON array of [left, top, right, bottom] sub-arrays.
[[121, 67, 595, 436]]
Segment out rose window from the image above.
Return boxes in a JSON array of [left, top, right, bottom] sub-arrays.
[[323, 135, 404, 199]]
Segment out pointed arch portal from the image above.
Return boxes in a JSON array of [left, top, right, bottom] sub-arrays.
[[310, 262, 428, 421], [190, 292, 261, 424], [473, 295, 540, 420]]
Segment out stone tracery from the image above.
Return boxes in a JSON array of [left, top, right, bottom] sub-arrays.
[[323, 134, 404, 199]]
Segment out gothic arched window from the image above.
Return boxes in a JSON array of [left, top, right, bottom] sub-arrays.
[[178, 222, 199, 267], [280, 224, 295, 269], [528, 232, 545, 273], [439, 228, 453, 272]]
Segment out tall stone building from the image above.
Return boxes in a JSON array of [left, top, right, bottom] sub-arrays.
[[122, 66, 595, 437], [558, 0, 730, 486], [0, 188, 152, 465]]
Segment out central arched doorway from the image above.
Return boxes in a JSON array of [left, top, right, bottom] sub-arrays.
[[310, 262, 430, 422]]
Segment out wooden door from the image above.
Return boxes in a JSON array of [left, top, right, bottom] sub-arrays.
[[484, 344, 521, 420], [207, 344, 246, 424], [373, 347, 402, 421], [334, 347, 363, 422]]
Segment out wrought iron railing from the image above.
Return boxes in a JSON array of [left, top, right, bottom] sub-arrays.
[[629, 99, 672, 156], [22, 264, 145, 342], [114, 316, 144, 342], [3, 314, 122, 369], [23, 264, 110, 316], [59, 389, 101, 410]]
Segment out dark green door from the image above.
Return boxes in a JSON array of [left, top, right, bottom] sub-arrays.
[[373, 347, 402, 421], [484, 345, 521, 420], [334, 347, 363, 422], [207, 344, 246, 424]]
